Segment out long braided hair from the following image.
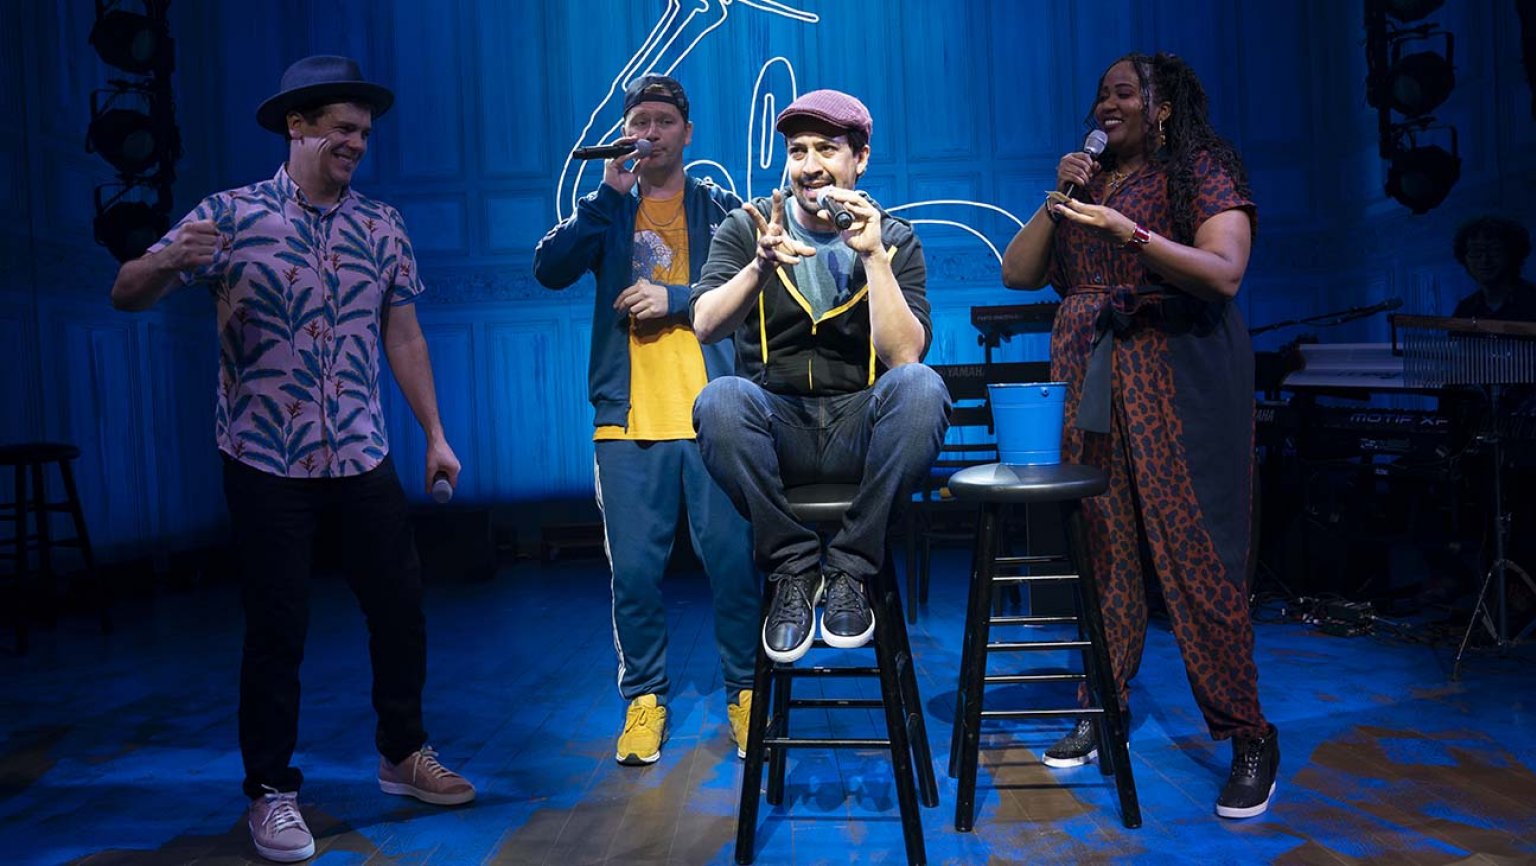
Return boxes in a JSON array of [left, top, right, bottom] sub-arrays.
[[1085, 52, 1253, 245]]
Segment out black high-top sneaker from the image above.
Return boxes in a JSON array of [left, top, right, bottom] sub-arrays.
[[1216, 726, 1280, 819], [1042, 718, 1099, 768]]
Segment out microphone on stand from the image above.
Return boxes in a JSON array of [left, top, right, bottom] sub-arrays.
[[1324, 297, 1406, 328], [431, 471, 454, 504], [1061, 129, 1110, 200], [570, 138, 654, 160], [1336, 297, 1404, 320]]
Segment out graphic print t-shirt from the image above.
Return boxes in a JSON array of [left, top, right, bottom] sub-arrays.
[[594, 190, 709, 441]]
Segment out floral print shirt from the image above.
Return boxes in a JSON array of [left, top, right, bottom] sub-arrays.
[[151, 166, 424, 478]]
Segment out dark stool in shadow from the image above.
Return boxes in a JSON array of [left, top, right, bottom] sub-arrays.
[[735, 483, 939, 866], [0, 442, 107, 654], [945, 462, 1140, 831]]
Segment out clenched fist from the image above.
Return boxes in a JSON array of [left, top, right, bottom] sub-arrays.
[[160, 220, 220, 271]]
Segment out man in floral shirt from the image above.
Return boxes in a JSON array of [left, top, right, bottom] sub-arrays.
[[110, 55, 474, 863]]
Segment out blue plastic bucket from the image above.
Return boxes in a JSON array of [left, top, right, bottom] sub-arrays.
[[987, 382, 1067, 466]]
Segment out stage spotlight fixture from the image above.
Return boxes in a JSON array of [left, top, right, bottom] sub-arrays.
[[1385, 139, 1460, 215], [93, 185, 171, 263], [89, 7, 172, 75], [1385, 49, 1454, 115], [87, 106, 160, 175], [1380, 0, 1443, 24], [86, 89, 179, 178]]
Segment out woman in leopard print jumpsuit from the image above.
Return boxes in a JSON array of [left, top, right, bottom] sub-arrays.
[[1000, 52, 1279, 820]]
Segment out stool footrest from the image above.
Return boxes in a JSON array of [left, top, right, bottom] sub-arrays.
[[985, 673, 1085, 685], [987, 640, 1091, 651], [990, 615, 1077, 626], [979, 707, 1104, 720], [0, 503, 75, 514], [777, 665, 880, 678], [764, 736, 890, 749], [0, 535, 86, 546], [995, 554, 1067, 567], [992, 573, 1080, 583], [788, 698, 883, 710]]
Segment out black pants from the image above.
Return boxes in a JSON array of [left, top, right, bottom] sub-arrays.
[[223, 455, 427, 799]]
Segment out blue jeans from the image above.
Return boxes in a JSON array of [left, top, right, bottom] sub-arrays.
[[693, 364, 952, 582]]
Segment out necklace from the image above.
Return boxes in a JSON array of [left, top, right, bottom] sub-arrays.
[[1103, 166, 1134, 195], [639, 192, 684, 228]]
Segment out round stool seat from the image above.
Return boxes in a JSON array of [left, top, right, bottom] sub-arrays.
[[0, 442, 82, 466], [785, 483, 861, 524], [948, 462, 1107, 504]]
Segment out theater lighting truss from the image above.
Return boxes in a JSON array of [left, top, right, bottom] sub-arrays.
[[1365, 0, 1458, 213], [88, 1, 180, 262]]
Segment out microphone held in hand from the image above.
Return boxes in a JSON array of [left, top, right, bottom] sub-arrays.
[[815, 188, 854, 230], [431, 471, 453, 504], [1062, 129, 1110, 200], [570, 138, 653, 160]]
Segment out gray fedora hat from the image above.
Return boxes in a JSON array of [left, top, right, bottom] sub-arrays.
[[255, 55, 394, 134]]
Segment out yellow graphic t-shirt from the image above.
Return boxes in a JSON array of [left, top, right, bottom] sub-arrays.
[[593, 190, 709, 441]]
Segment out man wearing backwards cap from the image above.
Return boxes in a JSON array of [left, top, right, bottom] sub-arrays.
[[690, 89, 951, 664], [534, 74, 758, 767], [111, 55, 474, 863]]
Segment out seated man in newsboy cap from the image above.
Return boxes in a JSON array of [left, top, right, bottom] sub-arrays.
[[689, 89, 952, 665]]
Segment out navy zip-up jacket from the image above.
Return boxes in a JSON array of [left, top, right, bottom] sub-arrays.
[[533, 176, 742, 429]]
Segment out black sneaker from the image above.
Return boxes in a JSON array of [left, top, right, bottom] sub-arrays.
[[1042, 718, 1099, 768], [763, 572, 823, 663], [820, 570, 875, 648], [1216, 726, 1280, 819]]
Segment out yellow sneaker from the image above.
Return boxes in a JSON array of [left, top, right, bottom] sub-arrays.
[[616, 694, 667, 766], [727, 690, 753, 759]]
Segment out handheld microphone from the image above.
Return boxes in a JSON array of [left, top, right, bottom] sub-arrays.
[[815, 188, 855, 230], [1061, 129, 1110, 200], [570, 138, 653, 160], [431, 471, 453, 504]]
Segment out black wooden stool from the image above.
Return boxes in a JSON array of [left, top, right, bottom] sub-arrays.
[[0, 442, 107, 653], [736, 483, 938, 866], [945, 462, 1141, 831]]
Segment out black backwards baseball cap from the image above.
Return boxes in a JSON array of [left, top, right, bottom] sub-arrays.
[[622, 74, 689, 121]]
